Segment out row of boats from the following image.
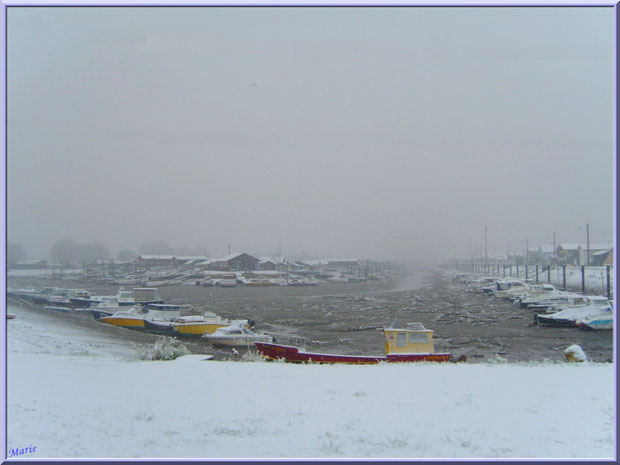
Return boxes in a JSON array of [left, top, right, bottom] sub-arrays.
[[8, 285, 458, 363], [7, 286, 272, 348], [457, 275, 614, 330]]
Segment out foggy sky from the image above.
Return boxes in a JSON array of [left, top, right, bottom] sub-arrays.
[[6, 6, 615, 264]]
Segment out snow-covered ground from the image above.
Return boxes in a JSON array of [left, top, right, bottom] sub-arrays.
[[6, 304, 616, 459]]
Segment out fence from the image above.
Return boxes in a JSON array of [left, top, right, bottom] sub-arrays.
[[452, 263, 614, 298]]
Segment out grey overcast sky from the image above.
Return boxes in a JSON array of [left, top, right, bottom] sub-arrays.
[[6, 6, 615, 263]]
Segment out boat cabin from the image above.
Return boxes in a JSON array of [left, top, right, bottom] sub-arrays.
[[383, 323, 435, 355]]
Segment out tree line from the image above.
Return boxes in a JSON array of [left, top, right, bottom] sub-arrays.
[[7, 239, 210, 268]]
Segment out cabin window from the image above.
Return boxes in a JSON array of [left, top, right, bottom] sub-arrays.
[[396, 333, 407, 347], [409, 333, 429, 343]]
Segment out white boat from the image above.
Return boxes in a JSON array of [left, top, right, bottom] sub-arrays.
[[577, 312, 613, 330], [202, 320, 273, 348], [492, 279, 529, 299], [535, 302, 613, 328], [544, 295, 610, 314]]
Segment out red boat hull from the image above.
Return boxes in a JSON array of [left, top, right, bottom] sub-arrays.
[[254, 342, 452, 364]]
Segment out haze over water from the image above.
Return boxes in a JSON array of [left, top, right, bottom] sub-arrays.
[[6, 6, 614, 265]]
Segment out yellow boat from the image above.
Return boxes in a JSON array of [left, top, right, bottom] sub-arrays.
[[99, 306, 145, 330], [172, 312, 232, 337]]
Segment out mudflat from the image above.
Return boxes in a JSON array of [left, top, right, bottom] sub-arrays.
[[7, 271, 613, 363]]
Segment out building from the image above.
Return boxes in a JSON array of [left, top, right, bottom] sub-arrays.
[[136, 255, 208, 267], [259, 256, 290, 271], [590, 248, 613, 266], [555, 244, 581, 265], [579, 243, 612, 266], [208, 253, 260, 271]]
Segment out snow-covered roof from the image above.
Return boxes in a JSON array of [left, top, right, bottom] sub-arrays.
[[303, 258, 359, 266], [15, 259, 46, 265], [214, 252, 259, 262], [138, 255, 175, 260], [539, 244, 555, 253], [138, 255, 208, 261], [591, 249, 611, 256]]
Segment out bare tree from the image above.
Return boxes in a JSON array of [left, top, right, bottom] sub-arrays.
[[50, 239, 80, 267], [116, 249, 136, 262], [7, 241, 27, 267]]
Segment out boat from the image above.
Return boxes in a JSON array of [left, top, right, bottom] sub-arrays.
[[99, 306, 146, 330], [492, 279, 529, 299], [255, 322, 454, 364], [143, 304, 192, 334], [577, 312, 613, 330], [215, 279, 237, 288], [202, 320, 272, 348], [172, 312, 232, 337], [44, 305, 72, 313], [535, 302, 613, 328], [132, 287, 165, 306]]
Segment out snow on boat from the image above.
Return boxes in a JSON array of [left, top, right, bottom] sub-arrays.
[[535, 302, 613, 328], [577, 309, 614, 331], [99, 306, 146, 330], [143, 304, 192, 334], [202, 320, 273, 348], [172, 312, 231, 337], [255, 322, 454, 364]]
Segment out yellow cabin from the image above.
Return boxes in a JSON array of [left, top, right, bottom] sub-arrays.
[[383, 322, 435, 355]]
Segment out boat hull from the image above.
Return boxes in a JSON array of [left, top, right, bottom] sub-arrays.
[[143, 319, 176, 334], [535, 315, 578, 327], [254, 342, 452, 364], [99, 317, 145, 329], [173, 323, 229, 337]]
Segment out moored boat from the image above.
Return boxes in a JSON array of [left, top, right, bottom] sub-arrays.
[[535, 302, 613, 328], [202, 320, 272, 348], [99, 306, 146, 330], [255, 322, 454, 364], [172, 312, 231, 337], [44, 305, 72, 313]]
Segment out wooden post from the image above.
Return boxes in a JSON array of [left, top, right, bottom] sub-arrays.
[[535, 265, 539, 284], [516, 265, 519, 278], [606, 265, 611, 300], [547, 265, 551, 284], [581, 265, 585, 294], [503, 264, 506, 277], [562, 264, 566, 290], [525, 265, 528, 280], [509, 265, 512, 277]]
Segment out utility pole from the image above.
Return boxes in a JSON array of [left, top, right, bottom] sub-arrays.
[[526, 238, 529, 266], [553, 232, 556, 262], [227, 244, 231, 255], [484, 226, 488, 268], [586, 223, 590, 266]]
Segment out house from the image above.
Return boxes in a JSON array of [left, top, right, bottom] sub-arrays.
[[136, 255, 208, 267], [590, 248, 613, 266], [208, 253, 260, 271], [555, 244, 581, 265], [579, 243, 612, 266], [259, 256, 290, 271]]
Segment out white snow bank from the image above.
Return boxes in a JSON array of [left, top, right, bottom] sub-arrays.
[[5, 305, 615, 460]]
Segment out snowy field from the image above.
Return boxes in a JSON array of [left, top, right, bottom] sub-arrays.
[[6, 303, 616, 460]]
